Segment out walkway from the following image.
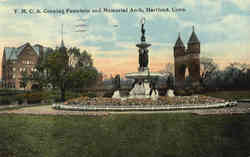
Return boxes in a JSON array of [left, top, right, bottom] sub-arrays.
[[0, 102, 250, 115], [0, 105, 108, 116]]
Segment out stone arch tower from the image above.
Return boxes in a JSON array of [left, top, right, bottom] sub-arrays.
[[173, 26, 201, 90]]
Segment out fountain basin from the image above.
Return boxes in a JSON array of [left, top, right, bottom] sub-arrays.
[[125, 71, 164, 80]]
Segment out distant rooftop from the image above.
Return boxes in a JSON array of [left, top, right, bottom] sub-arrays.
[[188, 26, 200, 44], [174, 33, 185, 48], [3, 42, 50, 61]]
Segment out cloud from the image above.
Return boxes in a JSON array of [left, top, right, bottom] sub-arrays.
[[1, 0, 250, 77], [103, 13, 119, 25], [229, 0, 250, 11], [182, 0, 221, 11], [201, 14, 250, 42], [182, 0, 196, 7]]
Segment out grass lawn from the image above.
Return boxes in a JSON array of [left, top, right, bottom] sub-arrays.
[[0, 113, 250, 157], [204, 90, 250, 100]]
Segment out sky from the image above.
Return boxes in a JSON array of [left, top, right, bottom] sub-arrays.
[[0, 0, 250, 78]]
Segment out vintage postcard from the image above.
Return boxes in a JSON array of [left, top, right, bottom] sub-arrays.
[[0, 0, 250, 156]]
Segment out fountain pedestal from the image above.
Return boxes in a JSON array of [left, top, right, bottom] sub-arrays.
[[126, 69, 162, 100], [124, 18, 163, 100]]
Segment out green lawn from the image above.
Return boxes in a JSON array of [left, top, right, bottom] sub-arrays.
[[204, 90, 250, 100], [0, 113, 250, 157]]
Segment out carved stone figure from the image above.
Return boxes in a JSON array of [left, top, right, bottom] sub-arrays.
[[139, 48, 144, 68], [143, 49, 149, 67], [113, 74, 120, 90]]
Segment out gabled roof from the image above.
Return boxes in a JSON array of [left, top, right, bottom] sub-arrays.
[[3, 42, 49, 61], [174, 33, 185, 48], [4, 47, 17, 60], [32, 45, 41, 55], [188, 26, 200, 44]]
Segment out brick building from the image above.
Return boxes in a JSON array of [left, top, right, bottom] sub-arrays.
[[2, 42, 49, 89], [173, 26, 201, 90]]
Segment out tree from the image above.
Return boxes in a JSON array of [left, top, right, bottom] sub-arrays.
[[159, 63, 175, 89], [30, 60, 49, 90], [45, 48, 70, 101], [31, 47, 99, 102], [29, 47, 54, 90], [67, 66, 99, 91], [68, 48, 93, 68], [223, 63, 250, 89], [200, 57, 218, 88], [76, 50, 93, 68], [20, 71, 29, 91], [198, 61, 250, 90]]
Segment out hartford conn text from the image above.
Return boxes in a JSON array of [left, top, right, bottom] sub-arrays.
[[14, 7, 186, 14]]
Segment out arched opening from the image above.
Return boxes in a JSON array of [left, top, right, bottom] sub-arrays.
[[179, 64, 187, 80], [185, 67, 190, 80]]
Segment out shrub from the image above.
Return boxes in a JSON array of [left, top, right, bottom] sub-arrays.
[[24, 92, 49, 104], [0, 96, 12, 105], [0, 89, 25, 96], [26, 93, 42, 104], [14, 94, 26, 104], [83, 92, 97, 98], [103, 91, 114, 98], [65, 92, 82, 100], [174, 89, 187, 96]]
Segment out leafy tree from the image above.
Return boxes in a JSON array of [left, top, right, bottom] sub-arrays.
[[20, 71, 29, 91], [30, 61, 49, 90], [67, 66, 99, 91], [68, 48, 93, 68], [77, 50, 93, 68], [200, 57, 218, 88], [30, 47, 99, 102]]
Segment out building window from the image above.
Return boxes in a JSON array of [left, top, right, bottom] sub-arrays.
[[13, 74, 16, 79], [13, 67, 16, 72], [31, 67, 37, 72], [22, 60, 34, 65], [20, 68, 27, 72]]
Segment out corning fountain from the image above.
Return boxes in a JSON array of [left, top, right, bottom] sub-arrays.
[[125, 18, 163, 100]]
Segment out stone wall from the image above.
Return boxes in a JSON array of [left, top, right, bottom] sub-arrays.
[[174, 40, 201, 91]]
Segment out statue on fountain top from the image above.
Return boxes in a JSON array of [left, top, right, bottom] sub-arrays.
[[138, 17, 150, 71], [141, 17, 146, 42]]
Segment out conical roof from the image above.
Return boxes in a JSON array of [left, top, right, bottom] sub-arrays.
[[60, 39, 65, 48], [188, 26, 200, 44], [174, 33, 185, 48]]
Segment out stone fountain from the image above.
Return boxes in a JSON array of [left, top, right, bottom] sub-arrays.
[[125, 18, 163, 100]]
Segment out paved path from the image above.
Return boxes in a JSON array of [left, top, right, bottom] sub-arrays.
[[0, 103, 250, 116], [0, 105, 109, 116]]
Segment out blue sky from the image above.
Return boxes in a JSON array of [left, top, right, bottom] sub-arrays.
[[0, 0, 250, 76]]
